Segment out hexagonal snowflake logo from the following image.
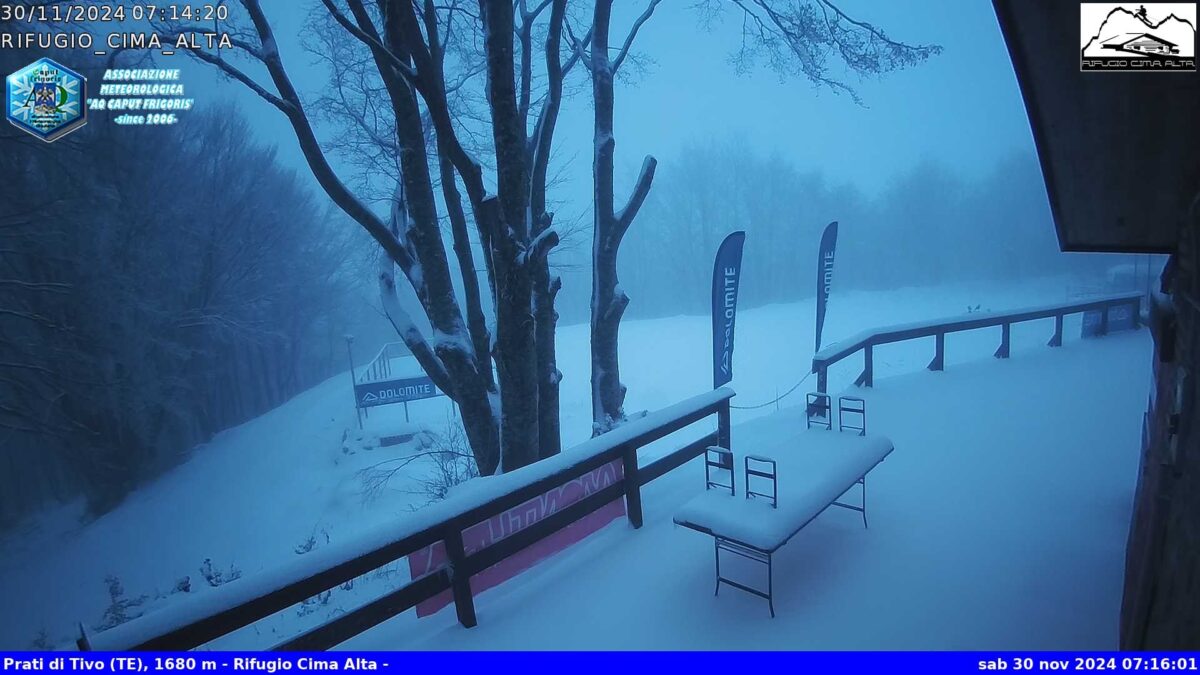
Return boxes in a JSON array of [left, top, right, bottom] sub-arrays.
[[6, 58, 86, 143]]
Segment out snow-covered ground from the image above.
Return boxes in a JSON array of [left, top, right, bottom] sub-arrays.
[[0, 277, 1149, 649], [347, 326, 1149, 650]]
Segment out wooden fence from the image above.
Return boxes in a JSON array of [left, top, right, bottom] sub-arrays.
[[76, 293, 1144, 652], [811, 292, 1143, 392], [80, 388, 734, 652]]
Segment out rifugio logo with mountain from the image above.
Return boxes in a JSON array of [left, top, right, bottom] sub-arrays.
[[1081, 3, 1197, 71]]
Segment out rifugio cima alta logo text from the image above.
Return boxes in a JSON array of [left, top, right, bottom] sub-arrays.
[[1081, 3, 1197, 71]]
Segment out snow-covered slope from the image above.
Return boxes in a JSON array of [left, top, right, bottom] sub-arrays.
[[0, 277, 1140, 648], [0, 367, 443, 648]]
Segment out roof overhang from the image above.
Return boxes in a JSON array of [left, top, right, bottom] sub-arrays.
[[993, 0, 1199, 253]]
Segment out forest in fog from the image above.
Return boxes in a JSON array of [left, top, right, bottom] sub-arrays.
[[597, 144, 1118, 321], [1, 47, 373, 520], [0, 1, 1129, 528], [1, 99, 1119, 527]]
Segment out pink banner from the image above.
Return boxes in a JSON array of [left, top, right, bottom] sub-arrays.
[[408, 458, 627, 617]]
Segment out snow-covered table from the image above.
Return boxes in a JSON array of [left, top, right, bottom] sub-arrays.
[[673, 428, 894, 616]]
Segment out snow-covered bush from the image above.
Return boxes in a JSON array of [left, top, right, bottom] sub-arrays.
[[28, 629, 52, 651], [418, 423, 480, 503], [356, 421, 477, 504], [97, 575, 149, 631], [293, 529, 330, 556], [199, 558, 243, 588], [296, 590, 332, 617]]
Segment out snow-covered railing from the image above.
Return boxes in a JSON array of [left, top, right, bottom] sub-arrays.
[[811, 292, 1143, 392], [357, 342, 408, 384], [78, 388, 735, 652]]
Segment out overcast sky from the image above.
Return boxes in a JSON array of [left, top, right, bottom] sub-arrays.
[[180, 0, 1038, 220]]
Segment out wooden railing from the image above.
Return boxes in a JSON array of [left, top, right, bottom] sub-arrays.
[[811, 292, 1143, 392], [79, 388, 734, 652]]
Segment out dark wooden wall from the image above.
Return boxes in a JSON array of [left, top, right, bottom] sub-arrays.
[[1120, 202, 1200, 648]]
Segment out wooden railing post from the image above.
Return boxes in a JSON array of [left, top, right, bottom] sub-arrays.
[[928, 332, 945, 371], [76, 623, 92, 651], [855, 343, 874, 388], [1049, 314, 1063, 347], [717, 399, 731, 449], [995, 323, 1011, 359], [443, 527, 477, 628], [621, 445, 643, 529]]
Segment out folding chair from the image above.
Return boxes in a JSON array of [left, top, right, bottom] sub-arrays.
[[744, 455, 778, 508], [838, 396, 866, 436], [705, 446, 735, 495], [834, 396, 869, 527], [806, 392, 832, 430]]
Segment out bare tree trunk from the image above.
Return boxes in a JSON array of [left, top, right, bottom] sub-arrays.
[[589, 0, 658, 435], [480, 0, 539, 471], [532, 258, 561, 459], [528, 0, 569, 460], [372, 1, 503, 474], [437, 151, 494, 391], [378, 189, 501, 476]]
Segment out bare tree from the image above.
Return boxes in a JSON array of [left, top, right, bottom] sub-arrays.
[[583, 0, 661, 435], [158, 0, 597, 473], [582, 0, 941, 433], [154, 0, 940, 474], [704, 0, 943, 103]]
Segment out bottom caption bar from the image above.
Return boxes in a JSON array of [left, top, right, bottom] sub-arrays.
[[2, 653, 1198, 673]]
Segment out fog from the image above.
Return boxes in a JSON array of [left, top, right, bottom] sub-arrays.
[[0, 0, 1157, 651]]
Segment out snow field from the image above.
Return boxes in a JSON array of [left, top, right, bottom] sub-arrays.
[[0, 278, 1145, 649]]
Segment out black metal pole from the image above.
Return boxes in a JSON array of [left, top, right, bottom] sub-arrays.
[[345, 335, 361, 430]]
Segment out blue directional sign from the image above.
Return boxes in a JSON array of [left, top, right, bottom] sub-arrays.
[[354, 376, 439, 409]]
